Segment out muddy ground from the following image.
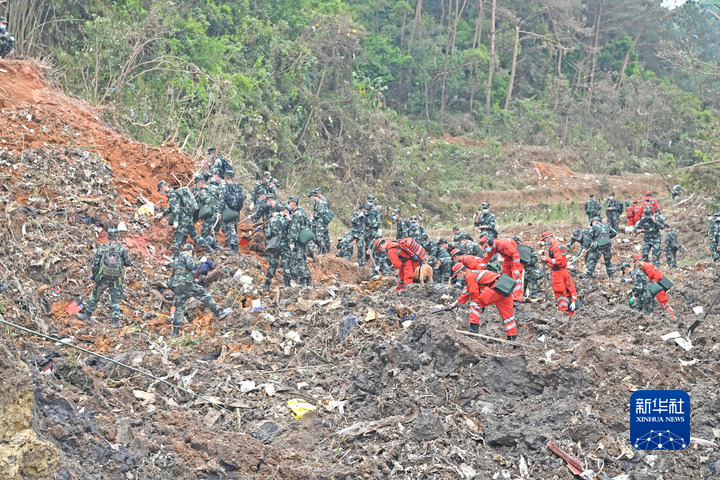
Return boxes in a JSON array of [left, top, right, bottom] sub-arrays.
[[1, 58, 720, 480]]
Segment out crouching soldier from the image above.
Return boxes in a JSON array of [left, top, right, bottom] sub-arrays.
[[77, 228, 132, 327], [169, 244, 232, 336]]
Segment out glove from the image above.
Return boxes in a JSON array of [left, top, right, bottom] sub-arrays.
[[200, 256, 207, 263], [621, 278, 630, 283], [173, 221, 179, 229], [255, 226, 263, 232], [569, 301, 576, 312], [289, 245, 295, 251], [411, 254, 419, 261]]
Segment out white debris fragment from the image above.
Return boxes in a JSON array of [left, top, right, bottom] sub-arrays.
[[661, 331, 681, 341], [544, 349, 556, 363], [239, 380, 256, 393], [674, 337, 693, 351], [692, 306, 704, 315], [679, 358, 697, 366], [251, 330, 265, 343]]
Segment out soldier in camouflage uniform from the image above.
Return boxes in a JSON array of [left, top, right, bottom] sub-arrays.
[[452, 226, 473, 243], [369, 237, 393, 277], [158, 180, 211, 258], [583, 217, 617, 279], [664, 229, 680, 269], [168, 244, 232, 336], [435, 238, 452, 260], [364, 194, 381, 261], [709, 212, 720, 262], [621, 261, 653, 314], [633, 206, 669, 265], [393, 209, 411, 239], [0, 17, 14, 59], [287, 196, 313, 286], [459, 237, 483, 257], [207, 147, 234, 178], [567, 228, 588, 255], [408, 216, 426, 243], [429, 256, 454, 284], [309, 189, 331, 254], [515, 237, 542, 300], [76, 228, 132, 327], [474, 203, 498, 240], [584, 193, 601, 222], [345, 205, 368, 266], [604, 192, 624, 233], [262, 203, 291, 289], [218, 172, 243, 253], [251, 171, 272, 207], [193, 176, 220, 252], [671, 184, 685, 203], [251, 192, 277, 223]]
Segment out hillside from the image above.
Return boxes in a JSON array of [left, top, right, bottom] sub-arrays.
[[1, 58, 720, 480]]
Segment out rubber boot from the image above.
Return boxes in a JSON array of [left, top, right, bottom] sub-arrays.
[[76, 312, 91, 322], [217, 308, 232, 319], [284, 276, 291, 288], [261, 278, 272, 291], [305, 277, 313, 287], [468, 323, 479, 334], [112, 318, 120, 328], [212, 241, 222, 251], [172, 327, 180, 337], [507, 335, 517, 341], [230, 244, 239, 254]]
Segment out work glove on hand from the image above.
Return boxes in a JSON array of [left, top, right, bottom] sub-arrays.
[[200, 256, 207, 263], [621, 278, 630, 283], [569, 301, 576, 312], [410, 254, 419, 261], [173, 221, 179, 229], [255, 226, 263, 232]]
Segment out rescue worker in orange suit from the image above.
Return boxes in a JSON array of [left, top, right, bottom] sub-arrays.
[[447, 264, 517, 340], [643, 191, 661, 215], [451, 250, 484, 270], [626, 200, 640, 227], [631, 254, 676, 320], [540, 231, 578, 316], [377, 238, 426, 291], [476, 236, 524, 305]]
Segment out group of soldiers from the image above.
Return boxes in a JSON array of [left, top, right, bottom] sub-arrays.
[[76, 163, 711, 340], [0, 17, 14, 59]]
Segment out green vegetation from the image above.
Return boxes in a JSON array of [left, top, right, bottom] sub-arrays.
[[6, 0, 720, 219]]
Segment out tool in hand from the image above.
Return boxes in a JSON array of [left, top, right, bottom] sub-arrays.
[[688, 290, 720, 335], [239, 217, 271, 246]]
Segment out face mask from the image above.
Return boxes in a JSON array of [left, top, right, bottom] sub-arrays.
[[410, 222, 417, 227], [265, 178, 270, 184], [544, 240, 552, 246], [609, 196, 614, 200], [482, 209, 489, 214], [708, 216, 713, 222], [392, 215, 397, 221], [484, 247, 492, 253], [0, 25, 6, 32], [368, 202, 374, 207], [160, 191, 167, 195]]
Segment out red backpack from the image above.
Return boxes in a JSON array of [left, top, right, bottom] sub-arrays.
[[396, 237, 426, 260]]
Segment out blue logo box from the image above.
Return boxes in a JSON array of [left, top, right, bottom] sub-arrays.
[[630, 390, 690, 451]]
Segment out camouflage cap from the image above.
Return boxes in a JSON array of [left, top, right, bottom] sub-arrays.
[[410, 215, 418, 221], [157, 180, 167, 191], [714, 211, 720, 216], [619, 261, 631, 270], [195, 175, 205, 183], [572, 228, 581, 237], [265, 193, 276, 200], [107, 228, 119, 238], [420, 232, 429, 241], [481, 202, 490, 208], [589, 193, 594, 197], [277, 202, 288, 211], [182, 243, 194, 251], [272, 178, 280, 186], [452, 225, 460, 231], [427, 256, 437, 265], [438, 237, 447, 244], [0, 17, 6, 22], [393, 208, 401, 214], [358, 203, 367, 210], [591, 216, 601, 223], [288, 195, 299, 204], [263, 171, 271, 177], [202, 171, 211, 180], [643, 206, 652, 214], [610, 192, 615, 196], [367, 194, 375, 200], [207, 146, 217, 152]]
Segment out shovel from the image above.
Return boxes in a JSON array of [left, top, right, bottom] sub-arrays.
[[239, 218, 271, 246], [66, 284, 94, 315], [688, 290, 720, 335]]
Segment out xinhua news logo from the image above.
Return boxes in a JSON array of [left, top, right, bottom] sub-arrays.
[[630, 390, 690, 451]]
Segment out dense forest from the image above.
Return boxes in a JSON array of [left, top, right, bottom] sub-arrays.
[[6, 0, 720, 208]]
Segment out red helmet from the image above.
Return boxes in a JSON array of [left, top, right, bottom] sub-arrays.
[[451, 263, 465, 277], [541, 231, 553, 239], [645, 191, 651, 196], [632, 254, 642, 260], [373, 238, 385, 251], [450, 248, 461, 256]]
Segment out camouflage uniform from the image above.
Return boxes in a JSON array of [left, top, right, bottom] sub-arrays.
[[338, 233, 355, 260], [474, 206, 498, 240], [166, 187, 209, 257], [671, 185, 684, 203], [433, 257, 455, 283], [522, 247, 543, 299], [209, 155, 234, 178], [346, 209, 368, 266], [364, 205, 381, 260], [84, 240, 132, 324], [585, 221, 617, 278], [265, 211, 290, 286], [0, 24, 14, 59], [604, 196, 624, 233], [394, 212, 411, 240], [288, 203, 312, 282], [634, 213, 669, 265], [218, 180, 242, 250], [584, 196, 601, 221], [169, 252, 224, 328], [371, 246, 393, 277], [202, 179, 223, 243], [664, 230, 680, 268], [630, 266, 654, 314], [251, 196, 277, 223], [453, 230, 474, 243], [461, 240, 483, 257], [251, 180, 271, 206], [408, 222, 426, 243], [709, 218, 720, 262], [194, 184, 219, 248], [567, 228, 587, 255], [311, 195, 331, 254]]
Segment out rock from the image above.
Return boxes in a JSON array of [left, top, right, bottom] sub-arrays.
[[412, 412, 445, 441]]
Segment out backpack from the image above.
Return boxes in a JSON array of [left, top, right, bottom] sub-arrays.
[[98, 245, 124, 279], [176, 186, 198, 214], [224, 183, 246, 211], [397, 238, 426, 260], [218, 157, 234, 179]]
